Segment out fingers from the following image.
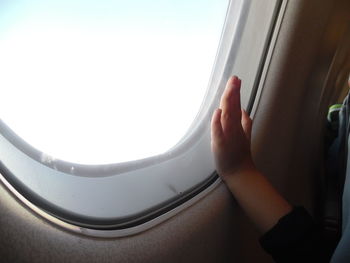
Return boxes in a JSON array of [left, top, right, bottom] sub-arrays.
[[241, 109, 252, 141], [230, 76, 242, 118], [211, 108, 224, 145], [220, 76, 242, 133]]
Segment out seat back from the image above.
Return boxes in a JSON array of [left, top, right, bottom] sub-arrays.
[[331, 91, 350, 262]]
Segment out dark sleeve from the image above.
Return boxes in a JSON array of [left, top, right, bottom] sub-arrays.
[[259, 207, 330, 263]]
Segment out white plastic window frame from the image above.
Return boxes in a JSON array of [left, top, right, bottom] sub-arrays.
[[0, 0, 285, 237]]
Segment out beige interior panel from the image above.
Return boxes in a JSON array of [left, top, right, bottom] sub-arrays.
[[0, 180, 272, 263]]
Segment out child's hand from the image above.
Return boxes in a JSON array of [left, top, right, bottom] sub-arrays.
[[211, 76, 255, 180]]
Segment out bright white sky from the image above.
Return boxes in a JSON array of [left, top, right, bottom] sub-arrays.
[[0, 0, 229, 164]]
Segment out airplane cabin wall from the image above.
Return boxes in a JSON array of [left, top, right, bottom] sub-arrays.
[[1, 0, 350, 262]]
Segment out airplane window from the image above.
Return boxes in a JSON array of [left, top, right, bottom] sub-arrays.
[[0, 0, 228, 164], [0, 0, 283, 236]]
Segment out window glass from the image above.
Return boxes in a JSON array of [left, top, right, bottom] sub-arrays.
[[0, 0, 228, 164]]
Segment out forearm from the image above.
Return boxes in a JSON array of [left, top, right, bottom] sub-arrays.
[[223, 168, 292, 234]]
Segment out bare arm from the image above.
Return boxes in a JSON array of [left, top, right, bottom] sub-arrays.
[[211, 76, 292, 233]]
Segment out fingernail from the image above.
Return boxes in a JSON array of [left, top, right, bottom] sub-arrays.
[[232, 76, 240, 86]]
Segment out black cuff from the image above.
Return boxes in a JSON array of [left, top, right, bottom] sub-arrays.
[[259, 206, 322, 262]]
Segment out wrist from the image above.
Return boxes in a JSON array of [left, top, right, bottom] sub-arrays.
[[219, 160, 258, 182], [221, 165, 265, 194]]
